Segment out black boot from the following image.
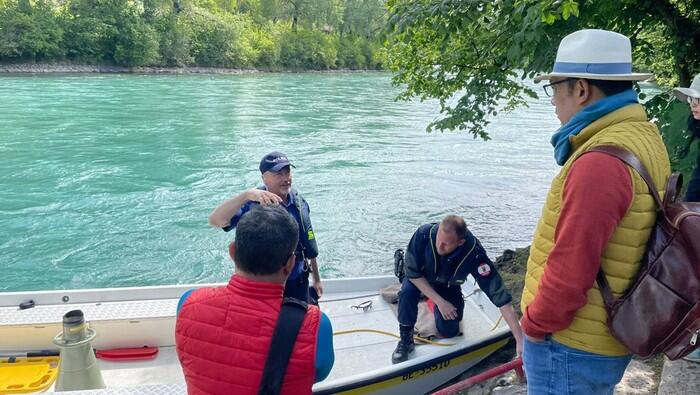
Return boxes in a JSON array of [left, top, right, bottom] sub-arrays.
[[391, 324, 415, 364]]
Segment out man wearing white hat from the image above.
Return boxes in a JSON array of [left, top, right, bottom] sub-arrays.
[[520, 29, 671, 393], [673, 73, 700, 203]]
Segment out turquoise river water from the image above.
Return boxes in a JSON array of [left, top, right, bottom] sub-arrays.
[[0, 72, 561, 292]]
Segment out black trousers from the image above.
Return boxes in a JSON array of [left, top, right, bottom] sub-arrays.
[[397, 279, 464, 338], [686, 160, 700, 202]]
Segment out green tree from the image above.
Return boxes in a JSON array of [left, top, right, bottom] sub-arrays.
[[0, 0, 387, 71], [282, 0, 306, 31], [258, 0, 281, 21], [190, 10, 252, 67], [385, 0, 700, 141], [113, 14, 160, 66], [340, 0, 385, 38], [280, 0, 344, 32], [0, 0, 64, 60], [279, 28, 337, 69], [62, 0, 160, 65], [156, 14, 194, 66]]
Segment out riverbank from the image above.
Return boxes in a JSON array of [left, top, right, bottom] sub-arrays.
[[450, 246, 667, 394], [0, 63, 382, 74]]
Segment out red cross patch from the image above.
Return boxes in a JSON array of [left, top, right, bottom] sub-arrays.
[[477, 263, 491, 277]]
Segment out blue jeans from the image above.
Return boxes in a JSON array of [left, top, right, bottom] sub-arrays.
[[397, 279, 464, 338], [684, 348, 700, 362], [523, 336, 632, 395]]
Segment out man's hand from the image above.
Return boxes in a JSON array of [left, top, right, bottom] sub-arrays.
[[436, 299, 458, 321], [515, 335, 524, 357], [246, 189, 282, 205], [308, 258, 322, 298], [312, 280, 323, 298], [498, 304, 524, 358]]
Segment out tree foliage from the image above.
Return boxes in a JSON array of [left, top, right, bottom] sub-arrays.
[[385, 0, 700, 142], [0, 0, 388, 69], [0, 0, 64, 60]]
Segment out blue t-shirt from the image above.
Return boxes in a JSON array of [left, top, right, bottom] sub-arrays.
[[223, 195, 308, 280], [177, 290, 334, 382]]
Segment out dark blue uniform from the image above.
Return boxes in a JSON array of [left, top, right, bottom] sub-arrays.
[[223, 188, 318, 301], [399, 223, 511, 337]]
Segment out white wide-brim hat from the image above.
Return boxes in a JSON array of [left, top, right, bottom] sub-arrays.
[[535, 29, 653, 82], [673, 73, 700, 101]]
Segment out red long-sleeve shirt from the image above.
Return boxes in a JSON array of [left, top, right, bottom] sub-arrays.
[[521, 152, 633, 339]]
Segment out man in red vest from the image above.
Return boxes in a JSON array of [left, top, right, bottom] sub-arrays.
[[176, 205, 334, 395]]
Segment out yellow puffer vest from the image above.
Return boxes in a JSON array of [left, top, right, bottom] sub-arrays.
[[521, 104, 671, 356]]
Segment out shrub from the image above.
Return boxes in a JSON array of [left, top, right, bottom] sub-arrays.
[[337, 37, 365, 69], [0, 0, 64, 60], [156, 14, 194, 67], [114, 16, 160, 66], [279, 29, 336, 70], [190, 10, 251, 68]]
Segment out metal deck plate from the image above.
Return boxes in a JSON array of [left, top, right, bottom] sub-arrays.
[[0, 299, 178, 326], [48, 384, 186, 394]]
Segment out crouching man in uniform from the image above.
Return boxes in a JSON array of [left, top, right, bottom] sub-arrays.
[[392, 215, 523, 364]]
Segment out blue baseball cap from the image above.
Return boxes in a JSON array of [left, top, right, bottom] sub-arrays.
[[259, 151, 295, 173]]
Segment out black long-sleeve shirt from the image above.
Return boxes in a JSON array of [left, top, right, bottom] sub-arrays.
[[403, 223, 512, 307]]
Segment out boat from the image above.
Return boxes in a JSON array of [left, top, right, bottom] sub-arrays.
[[0, 275, 513, 394]]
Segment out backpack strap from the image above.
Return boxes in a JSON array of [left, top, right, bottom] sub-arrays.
[[662, 173, 684, 206], [258, 297, 309, 395], [585, 145, 663, 311]]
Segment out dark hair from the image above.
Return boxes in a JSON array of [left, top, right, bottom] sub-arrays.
[[566, 79, 633, 97], [234, 205, 299, 275], [440, 215, 468, 240]]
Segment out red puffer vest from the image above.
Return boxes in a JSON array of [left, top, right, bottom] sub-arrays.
[[175, 275, 320, 395]]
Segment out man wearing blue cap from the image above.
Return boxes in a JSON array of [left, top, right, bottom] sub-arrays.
[[209, 151, 322, 302]]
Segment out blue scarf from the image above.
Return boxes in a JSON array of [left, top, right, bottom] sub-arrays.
[[550, 89, 638, 166]]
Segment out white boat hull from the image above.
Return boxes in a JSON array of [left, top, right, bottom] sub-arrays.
[[0, 275, 512, 394]]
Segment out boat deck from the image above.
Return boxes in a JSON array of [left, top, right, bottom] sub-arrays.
[[0, 276, 511, 394]]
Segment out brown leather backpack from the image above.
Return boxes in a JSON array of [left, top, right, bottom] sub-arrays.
[[588, 145, 700, 360]]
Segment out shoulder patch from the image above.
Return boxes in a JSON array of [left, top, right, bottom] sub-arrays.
[[477, 263, 491, 277]]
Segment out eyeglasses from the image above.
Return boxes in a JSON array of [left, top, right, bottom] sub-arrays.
[[350, 300, 373, 312], [543, 78, 573, 98], [688, 96, 700, 106]]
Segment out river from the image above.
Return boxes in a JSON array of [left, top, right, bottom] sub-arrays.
[[0, 72, 560, 291]]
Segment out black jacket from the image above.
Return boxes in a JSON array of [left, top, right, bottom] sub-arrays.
[[403, 223, 512, 307]]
